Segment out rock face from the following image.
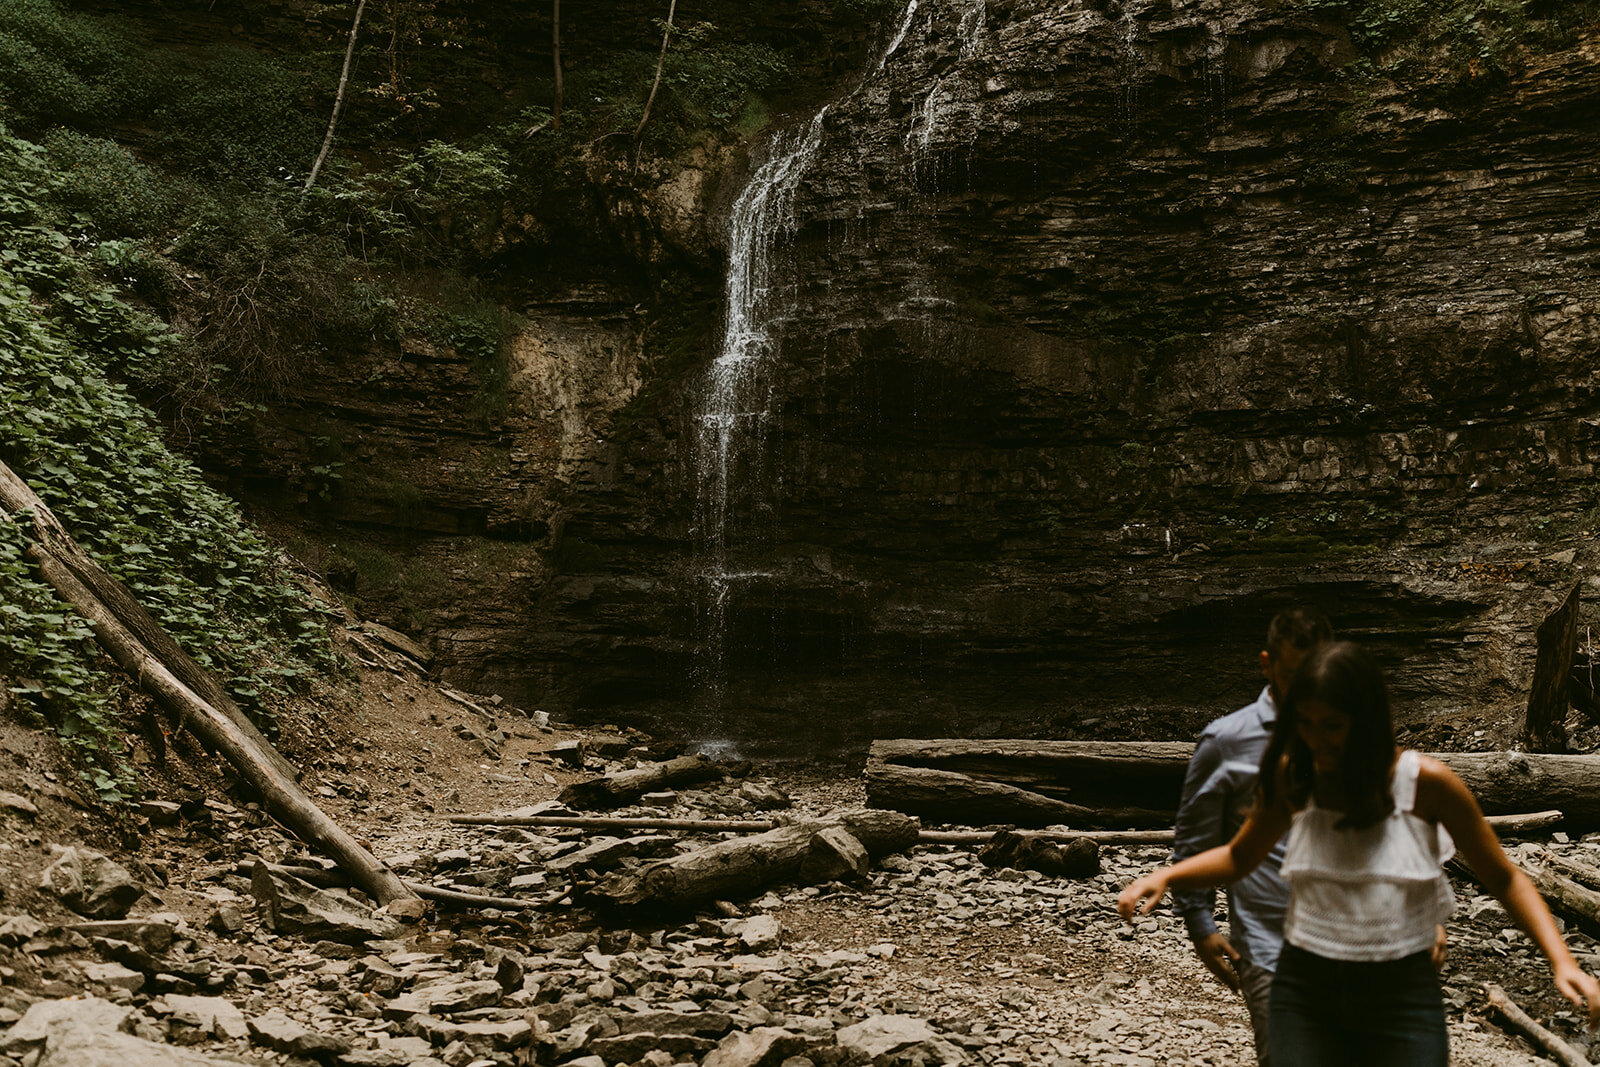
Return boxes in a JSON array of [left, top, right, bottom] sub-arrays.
[[519, 0, 1600, 750], [210, 0, 1600, 752]]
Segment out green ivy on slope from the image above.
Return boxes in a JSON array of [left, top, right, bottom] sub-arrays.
[[0, 128, 340, 800]]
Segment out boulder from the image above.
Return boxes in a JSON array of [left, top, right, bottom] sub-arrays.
[[162, 994, 251, 1040], [248, 1011, 353, 1058], [701, 1026, 813, 1067], [38, 1026, 254, 1066], [40, 847, 143, 919], [0, 996, 132, 1051]]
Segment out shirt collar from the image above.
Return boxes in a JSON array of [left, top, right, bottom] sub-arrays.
[[1258, 685, 1277, 725]]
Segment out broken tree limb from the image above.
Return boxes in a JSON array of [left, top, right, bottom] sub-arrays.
[[865, 761, 1171, 828], [1485, 983, 1592, 1067], [590, 809, 919, 910], [25, 550, 417, 910], [1451, 847, 1600, 940], [560, 755, 725, 809], [1525, 581, 1581, 753], [0, 462, 297, 783], [248, 862, 543, 912], [450, 814, 773, 832], [871, 738, 1600, 828]]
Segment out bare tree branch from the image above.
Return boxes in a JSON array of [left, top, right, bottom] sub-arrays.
[[635, 0, 677, 141], [305, 0, 367, 192]]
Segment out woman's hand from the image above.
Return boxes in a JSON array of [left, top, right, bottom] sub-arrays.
[[1117, 872, 1170, 923], [1553, 961, 1600, 1030]]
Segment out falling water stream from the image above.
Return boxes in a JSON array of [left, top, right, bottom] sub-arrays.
[[691, 0, 956, 720]]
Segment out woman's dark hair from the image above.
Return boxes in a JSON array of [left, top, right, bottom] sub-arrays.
[[1259, 641, 1397, 829]]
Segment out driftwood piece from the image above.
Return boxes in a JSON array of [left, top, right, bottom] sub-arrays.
[[1485, 983, 1592, 1067], [1525, 582, 1581, 753], [871, 739, 1600, 828], [19, 545, 416, 910], [560, 755, 725, 810], [0, 463, 297, 783], [865, 762, 1171, 828], [590, 809, 919, 909]]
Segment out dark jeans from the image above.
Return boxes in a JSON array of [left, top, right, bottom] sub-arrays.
[[1269, 943, 1447, 1066]]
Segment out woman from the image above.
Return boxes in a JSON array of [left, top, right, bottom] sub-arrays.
[[1118, 641, 1600, 1065]]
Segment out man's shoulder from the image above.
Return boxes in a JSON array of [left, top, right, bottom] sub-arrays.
[[1197, 698, 1268, 741]]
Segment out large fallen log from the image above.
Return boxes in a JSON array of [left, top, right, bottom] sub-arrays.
[[865, 762, 1172, 828], [0, 463, 297, 783], [590, 809, 919, 909], [869, 740, 1600, 828], [560, 755, 725, 809], [0, 470, 418, 913]]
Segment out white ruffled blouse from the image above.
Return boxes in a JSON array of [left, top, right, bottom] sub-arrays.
[[1281, 749, 1456, 962]]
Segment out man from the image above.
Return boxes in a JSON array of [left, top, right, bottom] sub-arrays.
[[1170, 608, 1332, 1066]]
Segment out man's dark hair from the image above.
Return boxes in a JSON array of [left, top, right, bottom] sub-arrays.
[[1265, 608, 1334, 661]]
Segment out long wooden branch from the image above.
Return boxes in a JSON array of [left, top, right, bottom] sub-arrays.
[[446, 810, 1560, 845], [1485, 983, 1592, 1067], [0, 462, 297, 783], [21, 546, 417, 909]]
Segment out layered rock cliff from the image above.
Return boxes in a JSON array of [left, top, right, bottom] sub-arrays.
[[217, 0, 1600, 755]]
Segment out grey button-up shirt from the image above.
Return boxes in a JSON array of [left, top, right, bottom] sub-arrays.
[[1171, 685, 1290, 972]]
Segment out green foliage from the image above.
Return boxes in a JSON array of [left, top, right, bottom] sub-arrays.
[[40, 131, 176, 239], [153, 47, 321, 183], [0, 126, 340, 797], [1301, 0, 1600, 92], [0, 0, 158, 132], [169, 190, 397, 394], [307, 141, 511, 264]]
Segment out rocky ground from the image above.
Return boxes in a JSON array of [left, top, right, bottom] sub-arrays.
[[0, 626, 1589, 1065]]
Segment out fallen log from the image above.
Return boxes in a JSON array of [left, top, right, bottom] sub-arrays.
[[560, 755, 725, 810], [590, 809, 919, 909], [23, 548, 417, 911], [870, 739, 1600, 828], [0, 463, 297, 783], [1485, 983, 1592, 1067], [1450, 848, 1600, 941], [865, 762, 1171, 828], [917, 810, 1561, 848]]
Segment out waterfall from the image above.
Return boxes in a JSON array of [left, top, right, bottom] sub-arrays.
[[903, 0, 988, 175], [691, 0, 927, 719]]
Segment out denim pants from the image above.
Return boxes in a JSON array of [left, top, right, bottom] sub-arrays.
[[1269, 943, 1447, 1066]]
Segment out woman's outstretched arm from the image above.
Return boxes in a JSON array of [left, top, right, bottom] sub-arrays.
[[1418, 756, 1600, 1027], [1118, 794, 1292, 921]]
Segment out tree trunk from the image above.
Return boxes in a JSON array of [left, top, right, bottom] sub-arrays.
[[634, 0, 677, 141], [559, 755, 725, 809], [0, 463, 297, 783], [1525, 582, 1580, 752], [22, 548, 417, 910], [551, 0, 563, 130], [590, 810, 919, 909], [865, 761, 1172, 828], [306, 0, 367, 191], [869, 739, 1600, 828]]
